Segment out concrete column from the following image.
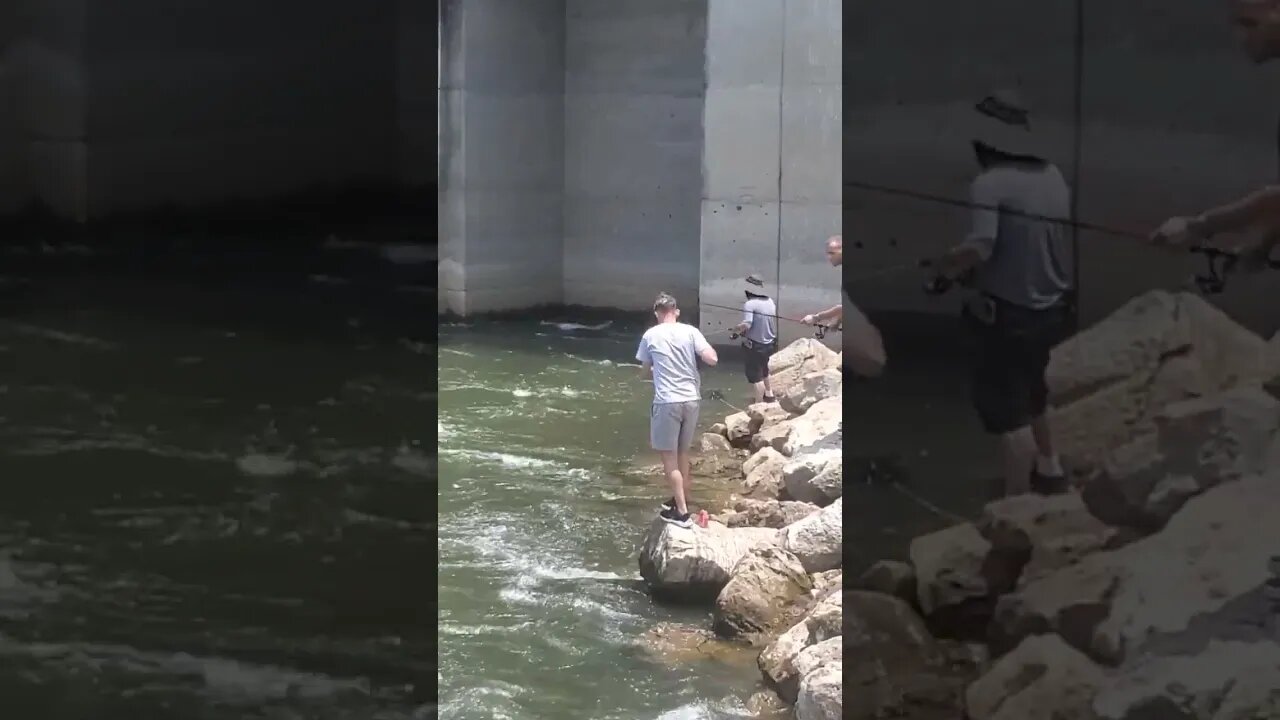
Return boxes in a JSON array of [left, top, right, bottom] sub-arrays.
[[698, 0, 841, 348], [439, 0, 566, 316]]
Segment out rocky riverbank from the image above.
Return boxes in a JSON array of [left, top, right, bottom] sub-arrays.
[[635, 337, 845, 719]]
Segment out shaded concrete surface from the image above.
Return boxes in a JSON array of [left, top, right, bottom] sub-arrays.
[[846, 0, 1280, 335]]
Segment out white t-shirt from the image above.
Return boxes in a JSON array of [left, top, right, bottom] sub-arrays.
[[636, 321, 711, 404]]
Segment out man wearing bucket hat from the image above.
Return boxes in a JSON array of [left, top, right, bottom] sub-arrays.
[[728, 274, 779, 404], [930, 90, 1074, 497]]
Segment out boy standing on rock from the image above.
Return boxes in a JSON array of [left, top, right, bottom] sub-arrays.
[[930, 91, 1072, 497], [637, 292, 719, 528], [730, 274, 779, 404]]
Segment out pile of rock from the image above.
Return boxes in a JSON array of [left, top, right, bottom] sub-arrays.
[[846, 291, 1280, 720], [636, 338, 846, 719]]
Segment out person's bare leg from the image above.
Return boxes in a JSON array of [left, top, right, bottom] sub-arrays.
[[678, 451, 693, 509], [752, 381, 766, 404], [661, 451, 687, 514], [762, 376, 773, 400], [1030, 413, 1063, 476], [1000, 427, 1037, 496]]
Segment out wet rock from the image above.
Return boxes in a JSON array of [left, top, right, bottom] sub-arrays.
[[698, 432, 733, 454], [713, 546, 813, 639], [759, 590, 841, 702], [743, 448, 789, 498], [780, 496, 842, 573], [768, 338, 841, 400], [965, 633, 1104, 720], [1082, 386, 1280, 532], [782, 448, 842, 506], [745, 690, 790, 718], [779, 368, 842, 415], [854, 560, 918, 607], [910, 523, 1015, 639], [747, 401, 791, 434], [638, 622, 758, 667], [726, 411, 754, 447], [781, 396, 842, 456], [638, 518, 780, 601], [844, 590, 962, 720], [978, 492, 1116, 586], [723, 498, 819, 529], [794, 638, 842, 720], [991, 472, 1280, 665], [1093, 640, 1280, 720]]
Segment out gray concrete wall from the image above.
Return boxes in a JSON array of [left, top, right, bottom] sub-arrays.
[[699, 0, 842, 347], [397, 0, 436, 190], [847, 0, 1280, 334], [561, 0, 707, 310], [438, 0, 566, 315]]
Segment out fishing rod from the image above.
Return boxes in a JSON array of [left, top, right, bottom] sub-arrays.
[[700, 301, 840, 340]]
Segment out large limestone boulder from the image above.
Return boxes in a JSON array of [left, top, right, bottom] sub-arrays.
[[978, 492, 1116, 586], [853, 560, 918, 608], [722, 498, 820, 529], [726, 411, 755, 447], [794, 638, 843, 720], [759, 590, 841, 701], [910, 523, 1016, 638], [782, 448, 843, 506], [779, 368, 842, 415], [1047, 291, 1273, 476], [697, 432, 733, 454], [743, 447, 789, 498], [638, 622, 758, 667], [991, 472, 1280, 665], [751, 419, 795, 454], [780, 496, 842, 573], [844, 590, 962, 720], [713, 545, 813, 639], [1082, 386, 1280, 532], [638, 518, 779, 601], [965, 633, 1104, 720], [1093, 640, 1280, 720], [781, 396, 842, 456], [768, 338, 841, 400], [747, 401, 791, 434]]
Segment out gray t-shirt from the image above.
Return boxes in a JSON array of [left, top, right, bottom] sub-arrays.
[[636, 322, 711, 404], [964, 163, 1073, 310], [741, 296, 777, 345]]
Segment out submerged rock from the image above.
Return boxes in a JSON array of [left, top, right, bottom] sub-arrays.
[[638, 518, 779, 601], [638, 622, 757, 667]]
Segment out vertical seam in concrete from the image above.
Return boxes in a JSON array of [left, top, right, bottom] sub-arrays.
[[775, 1, 787, 313]]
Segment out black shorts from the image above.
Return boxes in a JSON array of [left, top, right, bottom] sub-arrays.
[[743, 341, 777, 384], [966, 298, 1069, 435]]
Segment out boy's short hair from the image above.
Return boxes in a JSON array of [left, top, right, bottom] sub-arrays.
[[653, 292, 679, 314]]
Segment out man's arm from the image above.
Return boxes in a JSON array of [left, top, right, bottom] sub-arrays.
[[732, 306, 752, 335], [1152, 185, 1280, 247], [844, 301, 885, 377], [694, 330, 718, 366], [636, 338, 653, 379], [639, 360, 653, 380], [937, 173, 1000, 279], [802, 305, 841, 326]]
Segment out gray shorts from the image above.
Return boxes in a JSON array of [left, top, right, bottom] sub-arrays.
[[650, 401, 700, 452]]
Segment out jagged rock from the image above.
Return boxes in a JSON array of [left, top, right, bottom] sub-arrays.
[[779, 368, 842, 415], [1047, 291, 1273, 477], [723, 498, 820, 529], [781, 448, 842, 506], [698, 432, 733, 454], [854, 560, 918, 607], [747, 401, 791, 434], [768, 338, 841, 400], [1093, 640, 1280, 720], [638, 518, 779, 601], [743, 448, 789, 498], [810, 569, 842, 599], [978, 492, 1116, 586], [991, 472, 1280, 665], [751, 419, 795, 454], [638, 622, 758, 667], [759, 591, 841, 702], [726, 411, 754, 447], [710, 422, 728, 437], [780, 496, 842, 573], [713, 546, 813, 639], [1082, 386, 1280, 532], [965, 634, 1104, 720], [844, 590, 962, 720], [745, 690, 791, 719], [794, 638, 843, 720], [782, 396, 842, 456], [910, 523, 1015, 638]]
